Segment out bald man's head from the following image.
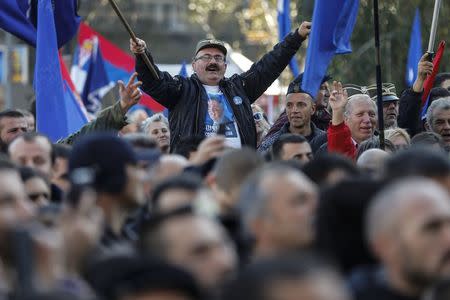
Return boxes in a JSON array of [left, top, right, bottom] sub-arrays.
[[357, 149, 389, 176], [366, 178, 449, 243], [365, 178, 450, 294]]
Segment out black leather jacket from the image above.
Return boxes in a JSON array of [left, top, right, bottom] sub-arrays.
[[136, 31, 305, 149]]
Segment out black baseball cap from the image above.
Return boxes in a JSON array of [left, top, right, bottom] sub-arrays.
[[195, 39, 227, 56], [287, 73, 332, 96]]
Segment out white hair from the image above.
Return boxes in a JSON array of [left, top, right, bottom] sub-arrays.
[[344, 94, 376, 118], [426, 97, 450, 129], [142, 113, 169, 134]]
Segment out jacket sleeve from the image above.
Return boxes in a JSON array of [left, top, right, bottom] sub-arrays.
[[327, 122, 357, 160], [135, 49, 183, 110], [397, 88, 423, 137], [57, 101, 128, 145], [238, 31, 304, 103]]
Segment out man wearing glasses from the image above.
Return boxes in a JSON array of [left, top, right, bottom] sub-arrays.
[[130, 22, 311, 149]]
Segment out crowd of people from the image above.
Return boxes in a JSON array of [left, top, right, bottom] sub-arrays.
[[1, 20, 450, 300]]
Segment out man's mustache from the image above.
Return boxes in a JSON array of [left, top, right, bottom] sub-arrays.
[[206, 64, 219, 71]]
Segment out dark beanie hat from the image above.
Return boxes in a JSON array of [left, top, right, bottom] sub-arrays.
[[69, 133, 137, 181], [287, 73, 332, 96]]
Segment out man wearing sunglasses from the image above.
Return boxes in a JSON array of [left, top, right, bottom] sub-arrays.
[[131, 22, 311, 149]]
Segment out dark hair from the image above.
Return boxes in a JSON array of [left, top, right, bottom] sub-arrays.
[[434, 73, 450, 88], [272, 134, 308, 160], [16, 291, 81, 300], [53, 143, 72, 159], [383, 147, 450, 180], [150, 174, 203, 210], [316, 178, 383, 274], [84, 254, 202, 300], [19, 166, 49, 184], [221, 253, 338, 300], [411, 132, 445, 149], [29, 96, 36, 120], [0, 109, 25, 123], [0, 155, 17, 171], [430, 87, 450, 103], [69, 133, 137, 194], [422, 88, 450, 122], [172, 135, 205, 158], [356, 136, 396, 159], [8, 132, 55, 165], [302, 153, 359, 185]]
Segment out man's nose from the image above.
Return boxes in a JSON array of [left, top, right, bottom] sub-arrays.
[[362, 113, 371, 122]]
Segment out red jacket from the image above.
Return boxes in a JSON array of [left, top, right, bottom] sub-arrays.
[[327, 122, 357, 160]]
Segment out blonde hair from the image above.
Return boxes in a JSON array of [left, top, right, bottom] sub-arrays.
[[385, 128, 411, 145]]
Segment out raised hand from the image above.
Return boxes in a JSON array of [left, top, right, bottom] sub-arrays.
[[297, 21, 312, 39], [130, 38, 147, 54], [190, 136, 226, 166], [119, 72, 143, 112], [413, 53, 434, 93], [329, 81, 348, 125]]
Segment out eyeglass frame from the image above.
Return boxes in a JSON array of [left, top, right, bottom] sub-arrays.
[[194, 54, 226, 63]]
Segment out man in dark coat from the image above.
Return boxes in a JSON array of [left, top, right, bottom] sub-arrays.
[[130, 22, 311, 149]]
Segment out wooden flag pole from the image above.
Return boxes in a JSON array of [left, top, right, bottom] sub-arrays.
[[107, 0, 159, 80], [373, 0, 385, 150], [427, 0, 442, 60]]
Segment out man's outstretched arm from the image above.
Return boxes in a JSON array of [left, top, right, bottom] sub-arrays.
[[58, 73, 142, 145]]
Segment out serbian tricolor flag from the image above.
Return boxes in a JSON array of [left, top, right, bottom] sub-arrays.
[[71, 22, 164, 113]]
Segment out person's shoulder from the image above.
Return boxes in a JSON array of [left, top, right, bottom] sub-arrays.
[[348, 267, 388, 300]]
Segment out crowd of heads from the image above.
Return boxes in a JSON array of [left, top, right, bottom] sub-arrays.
[[2, 37, 450, 300]]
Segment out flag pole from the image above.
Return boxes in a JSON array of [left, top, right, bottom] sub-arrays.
[[106, 0, 159, 80], [427, 0, 442, 59], [373, 0, 385, 150]]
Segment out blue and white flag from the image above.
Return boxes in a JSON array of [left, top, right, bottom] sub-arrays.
[[71, 37, 115, 115]]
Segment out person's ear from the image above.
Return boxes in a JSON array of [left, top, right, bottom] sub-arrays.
[[424, 120, 431, 131], [311, 102, 316, 115], [191, 61, 196, 73]]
